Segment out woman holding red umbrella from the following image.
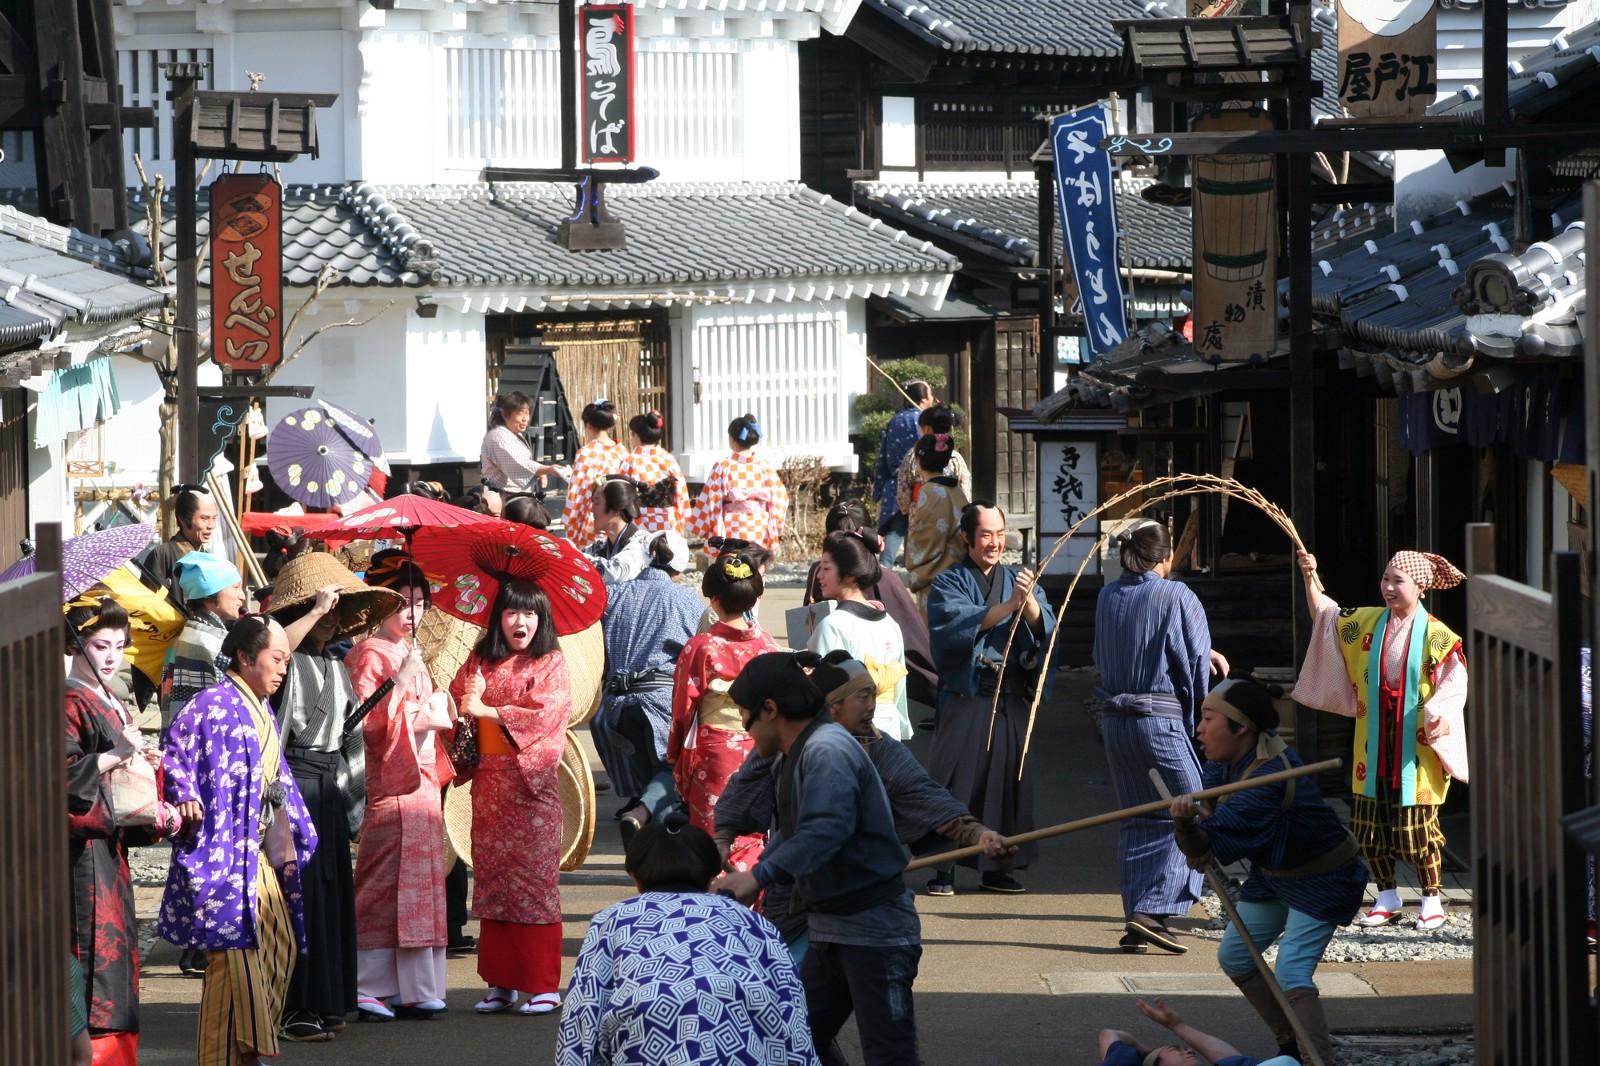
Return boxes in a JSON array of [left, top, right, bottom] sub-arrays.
[[449, 580, 572, 1017]]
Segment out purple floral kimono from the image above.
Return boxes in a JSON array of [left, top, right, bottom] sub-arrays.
[[159, 676, 319, 952]]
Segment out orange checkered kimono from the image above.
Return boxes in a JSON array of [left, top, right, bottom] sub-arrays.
[[561, 437, 628, 548], [686, 450, 789, 554], [618, 444, 689, 535]]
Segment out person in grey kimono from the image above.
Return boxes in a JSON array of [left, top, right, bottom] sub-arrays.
[[266, 551, 402, 1041]]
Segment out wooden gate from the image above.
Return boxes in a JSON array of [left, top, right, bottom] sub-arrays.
[[0, 524, 67, 1064], [1466, 524, 1596, 1065]]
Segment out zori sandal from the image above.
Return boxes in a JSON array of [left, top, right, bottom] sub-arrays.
[[474, 989, 518, 1014], [1356, 908, 1402, 928], [519, 993, 562, 1016]]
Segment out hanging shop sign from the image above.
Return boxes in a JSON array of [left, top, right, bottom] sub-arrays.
[[1049, 104, 1129, 361], [580, 4, 635, 164], [1190, 108, 1278, 364], [1336, 0, 1437, 118], [210, 173, 283, 373]]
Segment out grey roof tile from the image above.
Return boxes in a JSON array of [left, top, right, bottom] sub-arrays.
[[149, 180, 957, 290], [867, 0, 1181, 58], [0, 205, 162, 325], [1430, 19, 1600, 122], [854, 177, 1191, 271]]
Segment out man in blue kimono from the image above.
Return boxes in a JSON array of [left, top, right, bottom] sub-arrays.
[[925, 501, 1056, 894]]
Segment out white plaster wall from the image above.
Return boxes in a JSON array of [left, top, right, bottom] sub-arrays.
[[738, 42, 800, 182]]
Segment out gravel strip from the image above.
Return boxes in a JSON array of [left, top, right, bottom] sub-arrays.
[[1191, 885, 1475, 962]]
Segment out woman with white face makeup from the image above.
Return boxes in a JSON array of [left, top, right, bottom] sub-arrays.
[[65, 597, 183, 1065], [449, 580, 572, 1017]]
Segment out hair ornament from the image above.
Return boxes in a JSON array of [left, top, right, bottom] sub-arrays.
[[722, 558, 754, 581], [647, 409, 664, 428]]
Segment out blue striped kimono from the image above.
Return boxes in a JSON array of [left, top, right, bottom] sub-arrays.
[[1093, 569, 1212, 919]]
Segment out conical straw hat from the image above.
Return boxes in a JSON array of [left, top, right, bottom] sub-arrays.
[[443, 779, 473, 868], [415, 607, 484, 693], [559, 729, 596, 871], [558, 622, 605, 728], [266, 550, 402, 641]]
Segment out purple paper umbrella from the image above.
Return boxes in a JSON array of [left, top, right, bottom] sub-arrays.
[[267, 405, 382, 509], [0, 522, 158, 601]]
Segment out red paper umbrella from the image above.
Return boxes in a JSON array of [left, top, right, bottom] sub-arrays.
[[410, 520, 607, 636], [313, 496, 501, 546]]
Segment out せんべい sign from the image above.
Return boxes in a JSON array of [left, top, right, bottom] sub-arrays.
[[210, 173, 283, 372]]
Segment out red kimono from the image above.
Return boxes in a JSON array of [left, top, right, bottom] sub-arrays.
[[347, 637, 455, 951], [450, 648, 570, 994], [668, 622, 779, 872]]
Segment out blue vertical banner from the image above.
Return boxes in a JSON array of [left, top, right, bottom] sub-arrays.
[[1050, 106, 1129, 361]]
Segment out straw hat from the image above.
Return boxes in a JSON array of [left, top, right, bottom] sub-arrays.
[[559, 730, 596, 871], [266, 550, 404, 641], [557, 622, 605, 728], [416, 607, 483, 692], [438, 730, 597, 872]]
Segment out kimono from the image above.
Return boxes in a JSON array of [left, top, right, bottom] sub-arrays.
[[160, 675, 317, 1066], [158, 612, 227, 730], [1092, 568, 1211, 919], [563, 436, 628, 549], [669, 621, 780, 872], [807, 601, 911, 740], [142, 533, 206, 616], [926, 557, 1056, 874], [556, 892, 817, 1066], [686, 449, 789, 554], [618, 444, 689, 535], [585, 522, 652, 585], [66, 679, 175, 1060], [904, 475, 969, 600], [449, 648, 571, 994], [895, 447, 971, 518], [347, 636, 456, 1002], [272, 647, 363, 1018], [480, 424, 546, 492], [871, 407, 922, 528], [803, 565, 939, 708], [592, 569, 705, 800]]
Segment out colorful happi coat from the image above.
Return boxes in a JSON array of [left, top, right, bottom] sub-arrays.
[[159, 676, 318, 952], [555, 892, 815, 1066], [562, 436, 629, 549], [1297, 601, 1468, 805], [449, 649, 570, 925], [347, 636, 455, 950], [686, 450, 789, 554], [669, 622, 780, 872], [618, 444, 689, 535]]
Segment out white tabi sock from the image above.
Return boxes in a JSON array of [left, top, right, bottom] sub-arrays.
[[1419, 894, 1445, 920], [1372, 888, 1402, 914]]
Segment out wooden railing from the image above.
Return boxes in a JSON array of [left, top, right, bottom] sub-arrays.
[[1466, 523, 1596, 1065], [0, 524, 67, 1064]]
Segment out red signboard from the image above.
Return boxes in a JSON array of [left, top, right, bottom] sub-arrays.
[[210, 173, 283, 372], [580, 4, 635, 164]]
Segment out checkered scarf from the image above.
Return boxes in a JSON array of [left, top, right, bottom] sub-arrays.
[[1387, 550, 1466, 591]]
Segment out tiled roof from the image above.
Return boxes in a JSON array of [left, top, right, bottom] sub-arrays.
[[865, 0, 1180, 58], [147, 181, 958, 290], [1430, 20, 1600, 122], [1309, 193, 1585, 390], [854, 178, 1191, 271], [0, 205, 163, 329]]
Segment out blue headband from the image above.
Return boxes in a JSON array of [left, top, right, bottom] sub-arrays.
[[175, 551, 242, 600]]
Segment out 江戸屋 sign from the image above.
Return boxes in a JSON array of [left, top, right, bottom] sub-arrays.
[[581, 4, 635, 164], [210, 173, 283, 372], [1336, 0, 1437, 118]]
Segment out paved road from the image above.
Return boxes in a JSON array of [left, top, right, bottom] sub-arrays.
[[133, 582, 1473, 1064]]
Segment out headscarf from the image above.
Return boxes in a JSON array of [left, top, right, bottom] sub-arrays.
[[1386, 550, 1466, 591], [174, 551, 241, 600], [648, 530, 691, 573], [814, 656, 875, 707], [1201, 679, 1288, 766]]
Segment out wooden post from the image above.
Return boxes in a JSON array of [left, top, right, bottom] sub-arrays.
[[164, 63, 207, 484], [560, 0, 578, 171]]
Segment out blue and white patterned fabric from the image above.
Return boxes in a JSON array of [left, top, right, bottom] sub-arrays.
[[873, 407, 922, 524], [557, 891, 819, 1065]]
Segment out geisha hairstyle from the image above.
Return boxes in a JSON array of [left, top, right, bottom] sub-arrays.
[[581, 399, 618, 431], [821, 530, 883, 591], [1116, 518, 1171, 574], [728, 413, 762, 449], [625, 811, 723, 892], [475, 579, 559, 663], [917, 403, 958, 434], [64, 597, 132, 646], [629, 410, 666, 446], [702, 551, 763, 615], [914, 432, 956, 473]]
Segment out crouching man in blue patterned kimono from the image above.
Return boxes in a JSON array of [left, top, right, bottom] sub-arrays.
[[714, 651, 921, 1066], [1169, 680, 1366, 1066]]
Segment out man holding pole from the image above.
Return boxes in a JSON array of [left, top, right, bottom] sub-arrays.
[[1169, 679, 1366, 1066], [924, 501, 1055, 894]]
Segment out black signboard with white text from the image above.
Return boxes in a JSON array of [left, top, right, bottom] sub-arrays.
[[580, 4, 635, 164]]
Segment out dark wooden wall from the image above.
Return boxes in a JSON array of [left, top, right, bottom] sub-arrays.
[[798, 34, 872, 203]]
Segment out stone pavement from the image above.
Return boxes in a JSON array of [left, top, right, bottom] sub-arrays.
[[131, 579, 1474, 1064]]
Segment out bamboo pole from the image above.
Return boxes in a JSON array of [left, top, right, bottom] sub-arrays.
[[903, 757, 1339, 871], [864, 356, 919, 409], [1147, 769, 1326, 1066], [206, 471, 267, 589]]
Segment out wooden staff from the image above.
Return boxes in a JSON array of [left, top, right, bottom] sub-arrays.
[[206, 471, 268, 589], [904, 757, 1338, 872], [1147, 769, 1326, 1066]]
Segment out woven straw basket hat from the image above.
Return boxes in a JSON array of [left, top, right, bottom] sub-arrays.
[[267, 551, 403, 641], [414, 609, 604, 729], [441, 730, 596, 872]]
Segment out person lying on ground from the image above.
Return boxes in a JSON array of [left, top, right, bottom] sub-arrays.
[[1098, 997, 1300, 1066]]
